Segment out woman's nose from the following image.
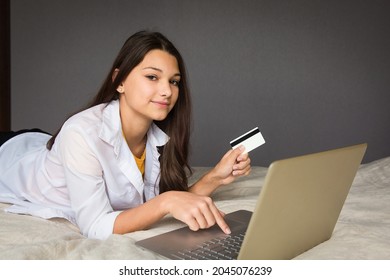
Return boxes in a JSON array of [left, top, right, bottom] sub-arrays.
[[159, 80, 172, 97]]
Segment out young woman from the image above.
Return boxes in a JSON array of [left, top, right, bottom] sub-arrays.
[[0, 31, 251, 240]]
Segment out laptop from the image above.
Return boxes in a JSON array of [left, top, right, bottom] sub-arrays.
[[136, 143, 367, 260]]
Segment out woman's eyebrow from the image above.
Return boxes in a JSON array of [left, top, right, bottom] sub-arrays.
[[142, 66, 181, 77], [143, 66, 162, 72]]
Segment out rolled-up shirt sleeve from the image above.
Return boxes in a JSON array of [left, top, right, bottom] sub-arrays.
[[58, 126, 121, 239]]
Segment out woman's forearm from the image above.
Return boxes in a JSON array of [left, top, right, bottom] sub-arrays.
[[189, 169, 223, 196], [113, 193, 169, 234]]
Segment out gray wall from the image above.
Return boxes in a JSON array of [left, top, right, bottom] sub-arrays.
[[11, 0, 390, 166]]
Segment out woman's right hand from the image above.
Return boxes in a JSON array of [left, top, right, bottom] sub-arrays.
[[161, 191, 231, 235]]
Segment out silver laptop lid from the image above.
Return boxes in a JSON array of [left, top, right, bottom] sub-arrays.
[[238, 143, 367, 259]]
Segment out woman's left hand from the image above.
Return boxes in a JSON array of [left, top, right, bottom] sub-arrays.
[[212, 145, 251, 186], [189, 145, 251, 196]]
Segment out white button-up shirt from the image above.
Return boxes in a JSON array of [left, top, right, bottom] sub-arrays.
[[0, 100, 169, 239]]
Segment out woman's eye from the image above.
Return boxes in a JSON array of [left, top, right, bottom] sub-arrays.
[[170, 80, 180, 86], [146, 75, 157, 81]]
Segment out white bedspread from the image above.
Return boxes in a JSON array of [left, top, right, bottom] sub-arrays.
[[1, 157, 389, 259]]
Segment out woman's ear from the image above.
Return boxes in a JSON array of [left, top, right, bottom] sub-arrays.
[[112, 68, 119, 82], [112, 69, 124, 93]]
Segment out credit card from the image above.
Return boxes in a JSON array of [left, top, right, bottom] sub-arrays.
[[230, 127, 265, 153]]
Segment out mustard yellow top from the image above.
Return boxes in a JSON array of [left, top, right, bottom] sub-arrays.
[[133, 148, 146, 176], [122, 130, 146, 176]]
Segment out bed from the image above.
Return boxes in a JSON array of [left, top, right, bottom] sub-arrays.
[[1, 156, 389, 260]]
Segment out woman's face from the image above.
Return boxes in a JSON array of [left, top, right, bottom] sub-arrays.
[[118, 49, 181, 123]]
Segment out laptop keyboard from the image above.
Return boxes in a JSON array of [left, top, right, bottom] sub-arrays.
[[171, 232, 246, 260]]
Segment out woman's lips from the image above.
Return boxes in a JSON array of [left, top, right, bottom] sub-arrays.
[[151, 100, 170, 107]]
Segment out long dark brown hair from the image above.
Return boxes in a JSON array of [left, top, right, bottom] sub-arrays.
[[47, 31, 192, 193]]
